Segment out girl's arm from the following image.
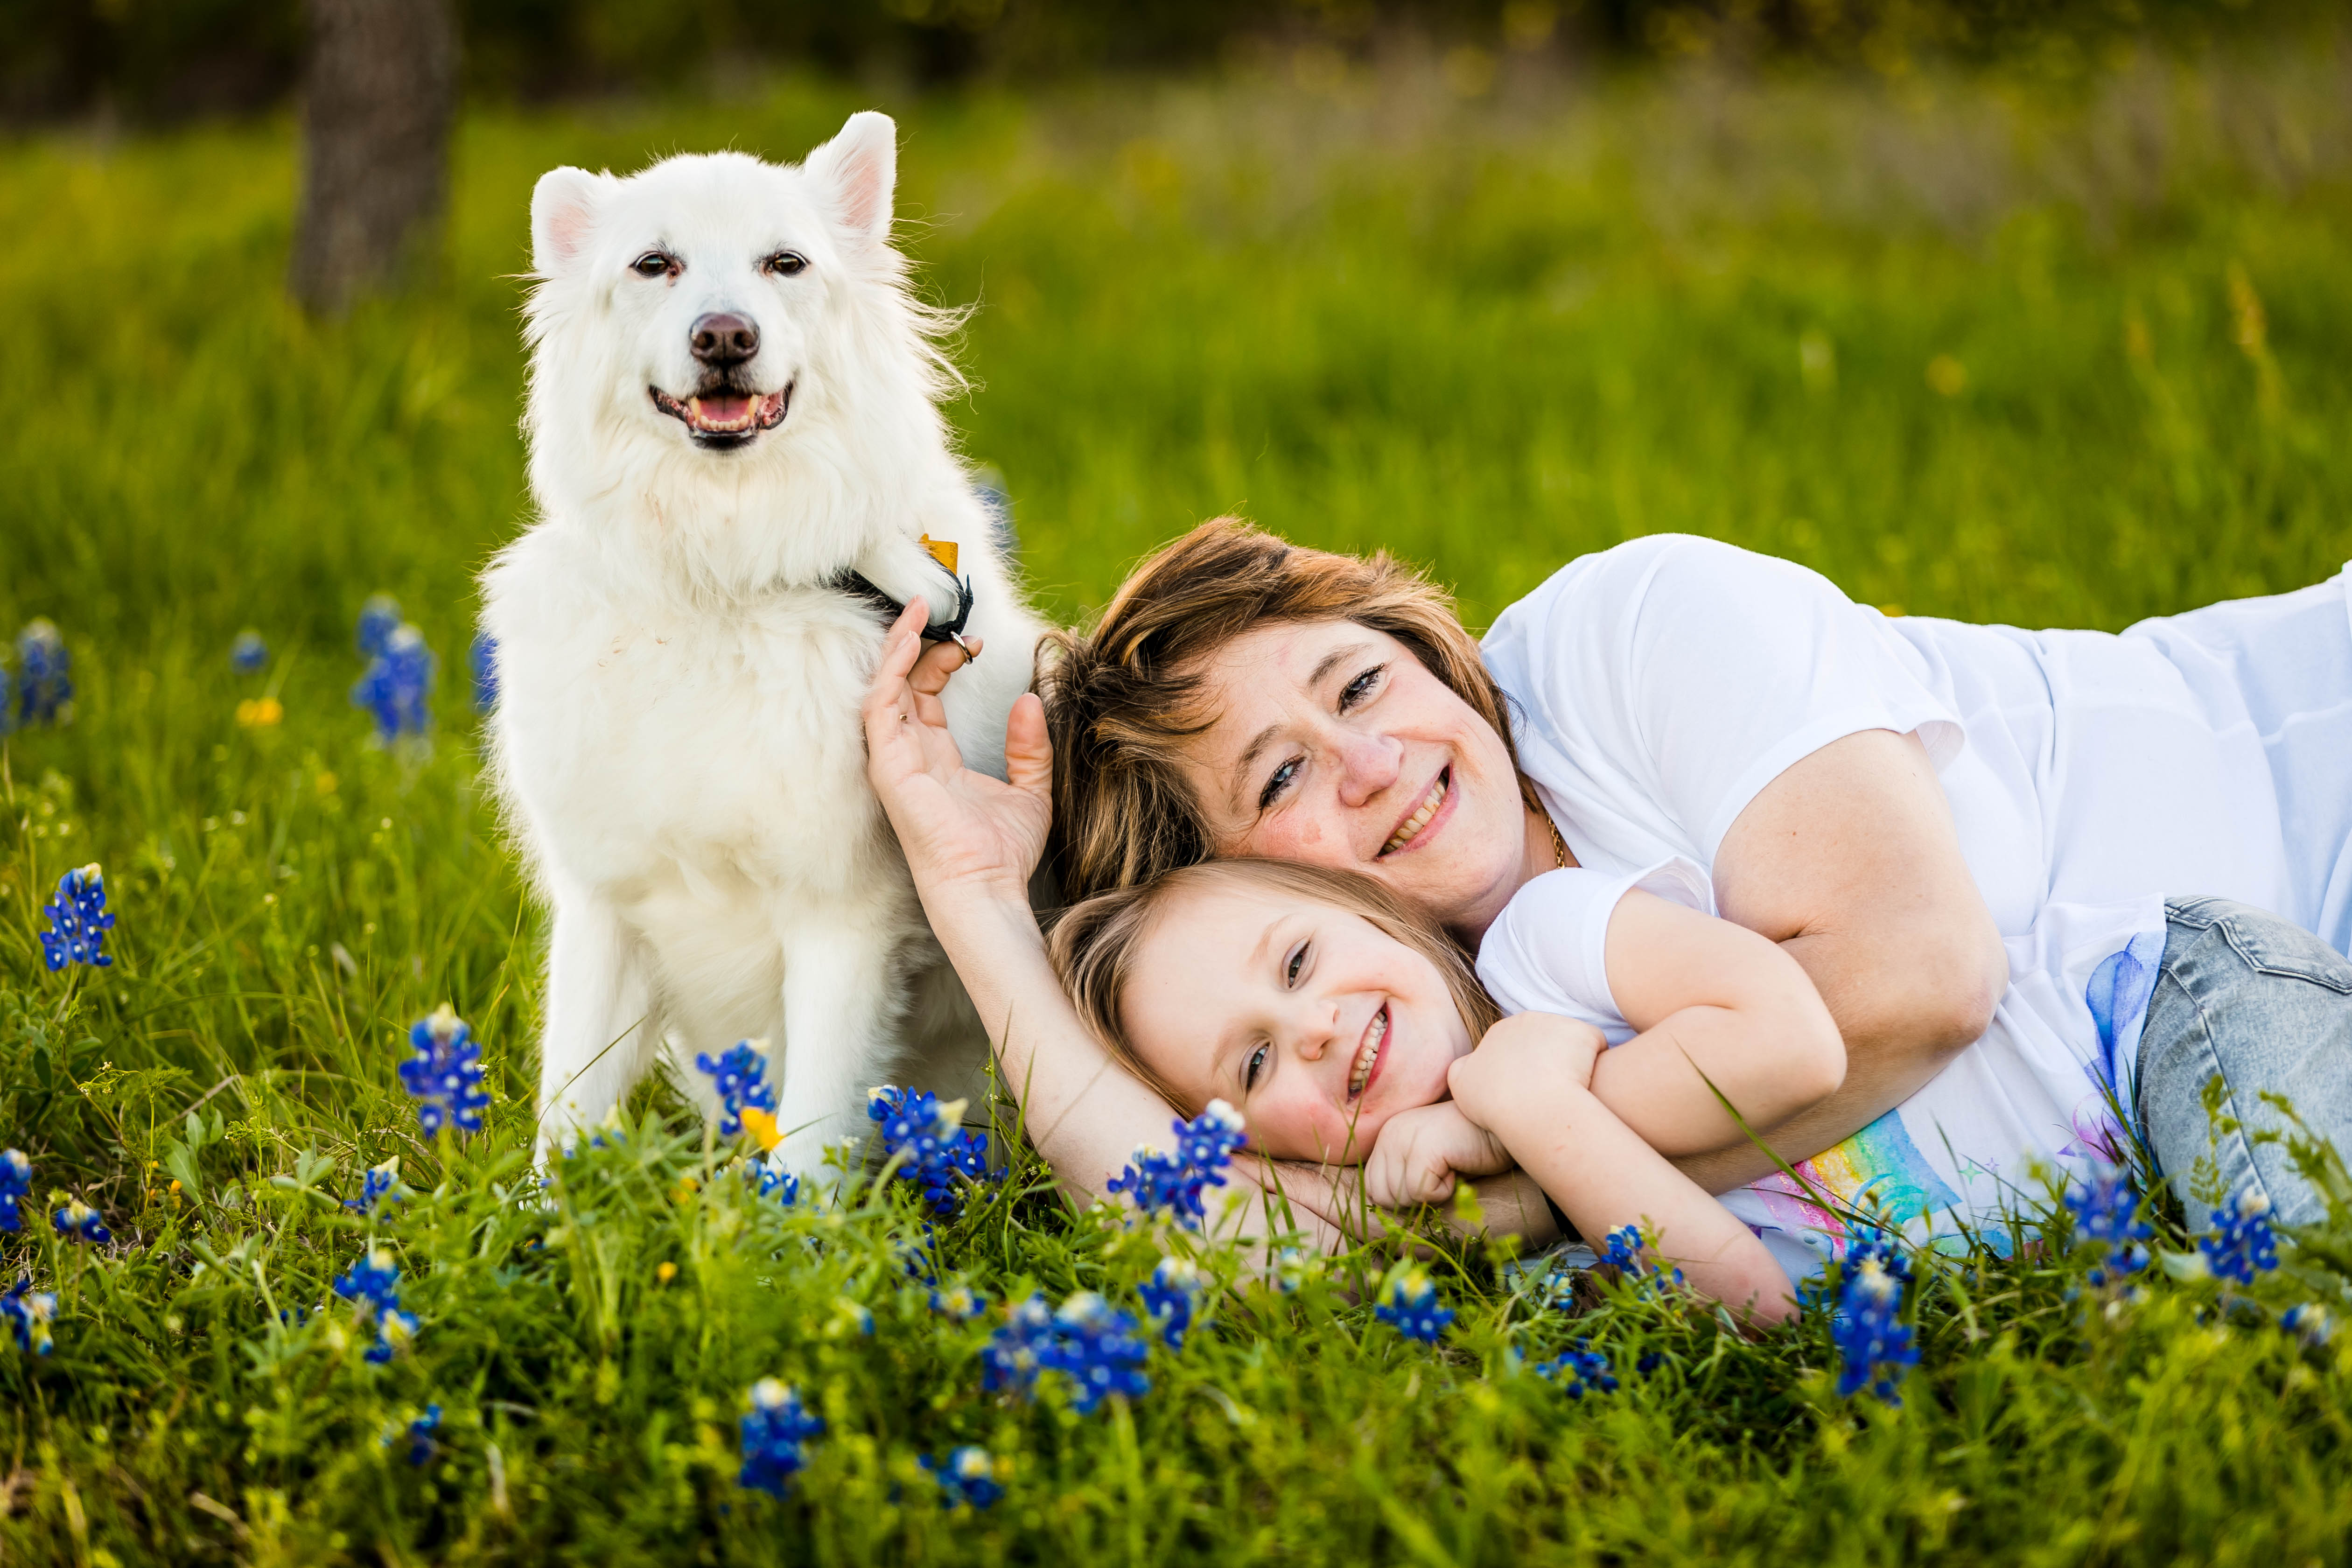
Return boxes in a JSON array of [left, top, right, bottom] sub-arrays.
[[1584, 889, 1847, 1160], [1450, 1013, 1796, 1323], [861, 602, 1558, 1253]]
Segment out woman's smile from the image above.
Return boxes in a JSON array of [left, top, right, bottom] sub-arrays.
[[1379, 766, 1454, 857]]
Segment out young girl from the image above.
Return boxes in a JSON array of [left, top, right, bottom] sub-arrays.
[[1050, 856, 2168, 1323]]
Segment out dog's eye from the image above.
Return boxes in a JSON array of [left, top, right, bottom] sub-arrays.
[[631, 251, 675, 279], [763, 251, 808, 278]]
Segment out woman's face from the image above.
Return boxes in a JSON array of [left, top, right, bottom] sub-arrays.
[[1120, 879, 1475, 1162], [1173, 621, 1535, 936]]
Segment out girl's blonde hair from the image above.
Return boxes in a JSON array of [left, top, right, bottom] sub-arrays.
[[1035, 518, 1523, 906], [1045, 857, 1504, 1113]]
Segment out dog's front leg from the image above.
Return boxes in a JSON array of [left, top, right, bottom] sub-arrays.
[[770, 922, 900, 1180], [535, 884, 655, 1159]]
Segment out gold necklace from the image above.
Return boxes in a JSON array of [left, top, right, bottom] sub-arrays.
[[1547, 814, 1569, 869]]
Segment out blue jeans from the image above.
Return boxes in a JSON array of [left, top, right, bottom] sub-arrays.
[[2137, 897, 2352, 1229]]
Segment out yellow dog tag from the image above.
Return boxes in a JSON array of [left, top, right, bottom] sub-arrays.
[[919, 534, 959, 574]]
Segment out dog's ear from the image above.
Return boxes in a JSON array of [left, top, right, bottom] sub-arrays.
[[532, 167, 610, 276], [806, 112, 897, 252]]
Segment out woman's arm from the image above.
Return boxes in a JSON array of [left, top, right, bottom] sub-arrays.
[[862, 603, 1555, 1251], [1687, 728, 2009, 1191], [1450, 1014, 1795, 1323], [1583, 888, 1846, 1158]]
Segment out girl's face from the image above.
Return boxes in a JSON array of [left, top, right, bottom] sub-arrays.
[[1171, 621, 1536, 939], [1120, 879, 1476, 1163]]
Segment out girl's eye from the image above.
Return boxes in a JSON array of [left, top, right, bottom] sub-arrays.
[[1284, 942, 1309, 987], [1339, 664, 1385, 712], [631, 251, 675, 278], [1258, 757, 1300, 812], [1244, 1044, 1269, 1093], [763, 250, 808, 277]]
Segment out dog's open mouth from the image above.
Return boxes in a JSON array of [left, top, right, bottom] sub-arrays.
[[650, 384, 792, 448]]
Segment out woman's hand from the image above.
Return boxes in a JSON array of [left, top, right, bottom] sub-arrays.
[[1362, 1102, 1512, 1210], [863, 599, 1052, 907]]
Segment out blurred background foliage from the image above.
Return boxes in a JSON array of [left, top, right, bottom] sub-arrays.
[[0, 0, 2339, 126]]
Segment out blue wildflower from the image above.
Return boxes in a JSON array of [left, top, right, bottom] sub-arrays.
[[1601, 1223, 1687, 1288], [2200, 1183, 2281, 1284], [1138, 1254, 1201, 1351], [931, 1281, 987, 1322], [51, 1199, 110, 1246], [737, 1379, 824, 1497], [406, 1404, 441, 1467], [1831, 1256, 1918, 1403], [343, 1158, 402, 1214], [351, 623, 435, 745], [15, 620, 72, 728], [334, 1246, 416, 1362], [2281, 1302, 2333, 1346], [982, 1293, 1057, 1397], [695, 1040, 777, 1139], [231, 630, 268, 675], [1373, 1268, 1455, 1344], [1535, 1338, 1620, 1399], [39, 864, 116, 972], [2064, 1162, 2151, 1287], [1, 1277, 58, 1356], [397, 1005, 490, 1135], [868, 1086, 997, 1219], [0, 1149, 29, 1233], [1106, 1100, 1247, 1229], [922, 1446, 1004, 1511], [367, 1306, 420, 1364], [741, 1156, 799, 1206], [357, 595, 402, 659], [469, 631, 498, 711], [1043, 1292, 1151, 1414]]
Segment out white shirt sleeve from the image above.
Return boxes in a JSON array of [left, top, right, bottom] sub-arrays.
[[1484, 534, 1963, 865], [1475, 859, 1715, 1043]]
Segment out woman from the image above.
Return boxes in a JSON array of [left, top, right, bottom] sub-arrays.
[[863, 521, 2352, 1242]]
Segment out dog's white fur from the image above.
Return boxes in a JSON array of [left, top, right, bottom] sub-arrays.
[[483, 113, 1041, 1173]]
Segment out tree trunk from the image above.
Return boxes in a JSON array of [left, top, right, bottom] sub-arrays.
[[288, 0, 456, 314]]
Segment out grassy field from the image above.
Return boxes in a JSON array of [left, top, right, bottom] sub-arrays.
[[4, 37, 2352, 1566]]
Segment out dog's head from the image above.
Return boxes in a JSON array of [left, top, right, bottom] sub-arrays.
[[525, 113, 930, 467]]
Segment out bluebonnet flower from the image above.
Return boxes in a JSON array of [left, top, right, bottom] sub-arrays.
[[2200, 1184, 2281, 1285], [868, 1086, 997, 1219], [39, 864, 116, 972], [931, 1281, 987, 1322], [1601, 1223, 1687, 1288], [52, 1199, 110, 1245], [1842, 1224, 1913, 1288], [231, 630, 268, 675], [1043, 1292, 1152, 1414], [1373, 1268, 1455, 1344], [740, 1156, 799, 1206], [1138, 1254, 1201, 1351], [469, 631, 498, 712], [827, 1297, 875, 1338], [1831, 1256, 1918, 1403], [2281, 1302, 2333, 1346], [922, 1446, 1004, 1511], [357, 595, 403, 659], [737, 1379, 824, 1497], [406, 1404, 441, 1467], [2064, 1162, 2151, 1287], [334, 1246, 416, 1363], [1, 1277, 58, 1356], [343, 1158, 402, 1214], [982, 1293, 1057, 1396], [1106, 1100, 1247, 1229], [15, 620, 73, 728], [0, 1149, 29, 1233], [398, 1005, 490, 1135], [1535, 1338, 1620, 1399], [696, 1041, 777, 1139], [351, 623, 435, 745]]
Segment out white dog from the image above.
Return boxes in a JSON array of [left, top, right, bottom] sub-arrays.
[[481, 113, 1042, 1174]]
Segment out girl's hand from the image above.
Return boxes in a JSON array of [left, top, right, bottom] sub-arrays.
[[862, 599, 1052, 907], [1448, 1012, 1606, 1130], [1362, 1101, 1512, 1210]]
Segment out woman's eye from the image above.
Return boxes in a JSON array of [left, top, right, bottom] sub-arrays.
[[1338, 665, 1385, 712], [1284, 943, 1308, 987], [631, 251, 673, 279], [1258, 758, 1300, 811], [763, 251, 808, 276], [1244, 1044, 1269, 1093]]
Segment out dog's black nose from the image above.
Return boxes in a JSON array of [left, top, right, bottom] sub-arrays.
[[689, 312, 759, 366]]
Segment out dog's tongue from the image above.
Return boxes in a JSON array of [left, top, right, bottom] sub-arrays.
[[696, 394, 752, 424]]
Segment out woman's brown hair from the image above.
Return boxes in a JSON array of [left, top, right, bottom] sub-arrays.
[[1046, 858, 1505, 1114], [1036, 518, 1521, 904]]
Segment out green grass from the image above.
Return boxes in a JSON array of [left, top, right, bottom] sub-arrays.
[[5, 41, 2352, 1565]]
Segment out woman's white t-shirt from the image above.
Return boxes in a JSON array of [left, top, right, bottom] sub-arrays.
[[1476, 862, 2165, 1280]]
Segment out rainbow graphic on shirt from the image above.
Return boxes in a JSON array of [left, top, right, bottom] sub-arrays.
[[1738, 1106, 1962, 1257]]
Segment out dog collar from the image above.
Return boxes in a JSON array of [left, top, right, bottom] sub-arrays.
[[829, 546, 974, 646]]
